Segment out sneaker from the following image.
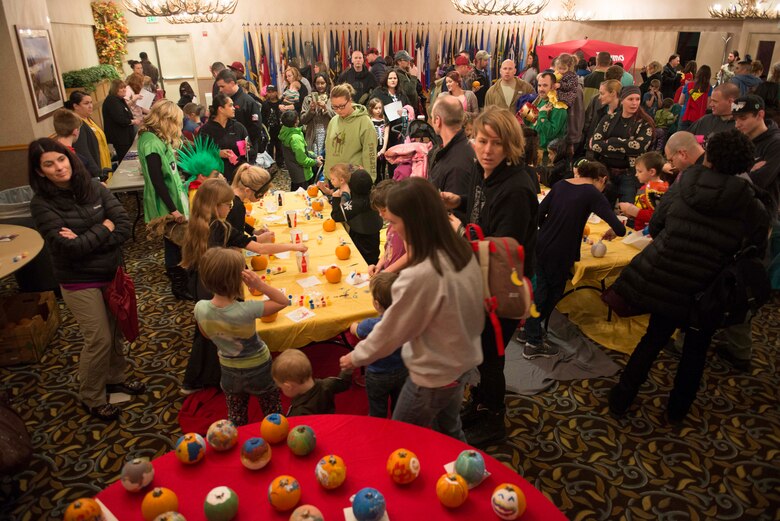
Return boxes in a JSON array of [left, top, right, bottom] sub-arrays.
[[715, 346, 752, 372], [522, 341, 560, 360], [514, 327, 527, 344], [465, 411, 506, 447]]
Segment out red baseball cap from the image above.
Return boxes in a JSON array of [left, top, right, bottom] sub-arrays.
[[366, 47, 379, 56], [455, 55, 470, 66], [229, 61, 245, 75]]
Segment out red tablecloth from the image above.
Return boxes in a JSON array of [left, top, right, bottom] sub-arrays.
[[97, 414, 564, 520]]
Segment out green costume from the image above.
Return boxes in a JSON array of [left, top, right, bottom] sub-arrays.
[[138, 131, 189, 222], [531, 96, 568, 149]]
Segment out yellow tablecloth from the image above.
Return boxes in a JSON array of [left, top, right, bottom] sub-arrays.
[[244, 191, 377, 351]]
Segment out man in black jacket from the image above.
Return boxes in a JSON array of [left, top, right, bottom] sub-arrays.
[[216, 69, 264, 164], [337, 50, 378, 105], [661, 54, 682, 100], [139, 52, 159, 89], [366, 47, 387, 85], [472, 50, 490, 109]]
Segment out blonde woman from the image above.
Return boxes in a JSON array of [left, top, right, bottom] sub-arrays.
[[137, 99, 190, 299]]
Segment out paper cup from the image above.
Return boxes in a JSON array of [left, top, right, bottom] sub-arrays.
[[236, 139, 247, 156], [286, 210, 297, 228], [290, 229, 303, 243], [296, 251, 309, 273]]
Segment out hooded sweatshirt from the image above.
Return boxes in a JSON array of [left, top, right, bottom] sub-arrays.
[[324, 104, 378, 181], [279, 124, 317, 183], [749, 120, 780, 217], [730, 74, 762, 97]]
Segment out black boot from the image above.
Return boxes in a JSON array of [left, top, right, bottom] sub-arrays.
[[166, 267, 194, 301], [460, 395, 490, 429], [464, 410, 506, 447]]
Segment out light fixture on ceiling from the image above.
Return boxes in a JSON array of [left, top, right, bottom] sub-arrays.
[[122, 0, 238, 17], [166, 13, 226, 24], [708, 0, 780, 19], [545, 0, 593, 21], [450, 0, 550, 16]]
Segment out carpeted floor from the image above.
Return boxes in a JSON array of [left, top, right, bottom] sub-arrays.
[[0, 192, 778, 520]]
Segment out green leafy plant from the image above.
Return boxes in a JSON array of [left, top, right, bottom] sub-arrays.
[[91, 1, 129, 70], [62, 64, 120, 91]]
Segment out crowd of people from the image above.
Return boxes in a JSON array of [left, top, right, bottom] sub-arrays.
[[28, 46, 778, 447]]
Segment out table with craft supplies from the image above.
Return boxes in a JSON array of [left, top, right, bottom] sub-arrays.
[[244, 189, 377, 351], [95, 414, 566, 520], [0, 224, 43, 280]]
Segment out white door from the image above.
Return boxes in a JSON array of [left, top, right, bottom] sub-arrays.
[[125, 35, 199, 104]]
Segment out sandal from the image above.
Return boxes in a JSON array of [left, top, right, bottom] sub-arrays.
[[83, 401, 121, 421], [106, 380, 147, 395]]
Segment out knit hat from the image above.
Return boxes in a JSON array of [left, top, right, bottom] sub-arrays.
[[732, 94, 764, 115], [620, 85, 641, 101], [229, 61, 245, 75], [394, 50, 412, 62], [454, 55, 470, 66], [475, 50, 490, 61]]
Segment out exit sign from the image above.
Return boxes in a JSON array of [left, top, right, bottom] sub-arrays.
[[146, 16, 159, 23]]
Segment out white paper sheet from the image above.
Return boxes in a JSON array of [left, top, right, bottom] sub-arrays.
[[296, 276, 322, 288], [285, 307, 316, 323], [384, 100, 403, 122], [136, 88, 155, 110]]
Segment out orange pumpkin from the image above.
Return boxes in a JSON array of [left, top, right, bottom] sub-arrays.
[[250, 287, 263, 297], [141, 487, 179, 521], [583, 225, 591, 238], [335, 244, 351, 260], [472, 80, 481, 88], [268, 475, 301, 511], [245, 214, 256, 227], [244, 202, 253, 213], [307, 185, 319, 197], [260, 312, 278, 323], [325, 266, 342, 284], [491, 483, 527, 520], [323, 219, 336, 232], [251, 255, 269, 271], [387, 448, 420, 485], [260, 413, 290, 443], [436, 473, 469, 508], [315, 454, 347, 489], [311, 199, 324, 212], [63, 498, 103, 521]]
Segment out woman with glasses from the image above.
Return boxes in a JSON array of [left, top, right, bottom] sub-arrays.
[[300, 72, 335, 157], [324, 83, 378, 182], [199, 93, 251, 183]]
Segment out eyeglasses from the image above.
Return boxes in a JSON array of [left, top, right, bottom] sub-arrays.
[[331, 100, 349, 110]]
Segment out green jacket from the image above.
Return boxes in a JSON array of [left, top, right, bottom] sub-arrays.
[[279, 125, 317, 182], [324, 104, 378, 181], [137, 131, 188, 222], [395, 68, 419, 108], [531, 97, 568, 149]]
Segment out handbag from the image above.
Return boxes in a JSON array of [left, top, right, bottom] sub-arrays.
[[103, 260, 139, 343]]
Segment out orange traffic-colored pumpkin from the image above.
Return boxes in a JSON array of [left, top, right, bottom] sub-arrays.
[[268, 475, 301, 511], [244, 202, 253, 213], [63, 498, 103, 521], [323, 219, 336, 232], [583, 225, 590, 237], [245, 214, 256, 227], [325, 266, 342, 284], [260, 312, 278, 323], [141, 487, 179, 521], [387, 448, 421, 485], [436, 473, 469, 508], [472, 81, 481, 88], [260, 413, 290, 443], [311, 199, 324, 212], [335, 244, 351, 260], [307, 185, 319, 197], [251, 255, 269, 271]]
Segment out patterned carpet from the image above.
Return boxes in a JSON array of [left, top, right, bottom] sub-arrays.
[[0, 192, 778, 520]]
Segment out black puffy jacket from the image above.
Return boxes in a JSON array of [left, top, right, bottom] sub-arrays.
[[30, 180, 131, 284], [613, 165, 769, 319]]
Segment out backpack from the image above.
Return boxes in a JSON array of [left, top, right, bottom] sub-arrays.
[[688, 245, 771, 332], [466, 224, 534, 355]]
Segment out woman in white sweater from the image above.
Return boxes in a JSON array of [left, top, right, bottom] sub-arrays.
[[340, 178, 485, 441]]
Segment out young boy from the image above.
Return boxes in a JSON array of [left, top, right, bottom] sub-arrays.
[[368, 180, 407, 276], [331, 167, 384, 265], [52, 108, 102, 179], [617, 151, 669, 231], [272, 349, 352, 416], [182, 102, 203, 134], [261, 85, 284, 167], [654, 98, 678, 151], [279, 110, 321, 191], [349, 272, 408, 418], [643, 79, 663, 117]]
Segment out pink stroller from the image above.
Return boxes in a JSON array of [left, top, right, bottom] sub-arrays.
[[383, 105, 438, 181]]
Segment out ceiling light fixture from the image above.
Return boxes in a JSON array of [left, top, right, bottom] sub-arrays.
[[545, 0, 593, 21], [123, 0, 238, 17], [708, 0, 780, 19], [450, 0, 550, 16], [166, 12, 226, 23]]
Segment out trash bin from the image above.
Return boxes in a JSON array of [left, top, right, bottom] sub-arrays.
[[0, 186, 58, 293]]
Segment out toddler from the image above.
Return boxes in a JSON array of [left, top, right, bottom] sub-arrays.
[[272, 349, 352, 416], [368, 98, 389, 182], [331, 168, 384, 265], [367, 180, 407, 276], [317, 163, 351, 201], [618, 151, 669, 231], [653, 98, 678, 151], [281, 81, 301, 110], [553, 53, 579, 109], [349, 272, 409, 418], [182, 102, 203, 134], [193, 247, 287, 426]]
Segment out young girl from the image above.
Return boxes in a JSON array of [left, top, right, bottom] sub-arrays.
[[194, 247, 288, 426], [553, 53, 579, 109], [331, 168, 384, 265], [523, 160, 627, 358], [317, 163, 351, 201], [618, 151, 669, 231], [368, 98, 390, 182], [230, 163, 275, 242], [367, 180, 408, 276]]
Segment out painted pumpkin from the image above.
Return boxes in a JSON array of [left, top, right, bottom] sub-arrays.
[[206, 420, 238, 451], [120, 457, 155, 492], [352, 487, 386, 521], [260, 312, 278, 323], [591, 240, 607, 258], [289, 504, 324, 521], [240, 437, 272, 470], [306, 185, 319, 197], [386, 448, 420, 485], [63, 498, 102, 521], [250, 287, 263, 297], [251, 255, 269, 271], [260, 413, 290, 444], [152, 513, 186, 521], [142, 487, 179, 521], [204, 486, 239, 521], [174, 433, 206, 464], [315, 454, 346, 489], [322, 219, 336, 232], [244, 202, 253, 213], [325, 266, 342, 284], [491, 483, 527, 520], [454, 450, 486, 486], [583, 224, 590, 238], [436, 473, 469, 508], [268, 475, 301, 511], [287, 425, 316, 456], [335, 244, 351, 260], [311, 199, 324, 212]]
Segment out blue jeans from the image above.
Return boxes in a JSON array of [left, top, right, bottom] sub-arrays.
[[525, 263, 569, 346], [391, 373, 469, 442], [366, 367, 409, 419]]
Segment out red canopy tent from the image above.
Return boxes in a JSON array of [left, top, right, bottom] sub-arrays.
[[534, 39, 639, 71]]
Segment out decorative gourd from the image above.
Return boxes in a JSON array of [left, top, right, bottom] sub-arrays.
[[260, 413, 290, 444], [251, 255, 269, 271], [206, 420, 238, 451], [240, 437, 272, 469], [311, 199, 324, 212], [204, 486, 239, 521], [120, 457, 155, 492], [335, 242, 351, 260], [325, 266, 342, 284], [386, 448, 420, 485], [322, 219, 336, 232], [315, 454, 346, 489], [268, 475, 301, 511], [141, 487, 179, 521], [436, 473, 469, 508], [491, 483, 527, 520], [307, 185, 319, 197], [583, 224, 590, 238], [63, 498, 103, 521], [472, 81, 481, 89], [352, 488, 386, 521], [260, 312, 278, 323], [289, 504, 324, 521], [591, 240, 607, 258], [287, 425, 316, 456], [245, 215, 256, 228], [152, 513, 186, 521], [454, 450, 486, 486], [174, 433, 206, 464]]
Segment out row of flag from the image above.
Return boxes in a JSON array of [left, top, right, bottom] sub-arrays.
[[241, 21, 547, 93]]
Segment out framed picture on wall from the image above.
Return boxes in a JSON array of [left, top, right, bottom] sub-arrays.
[[15, 27, 64, 121]]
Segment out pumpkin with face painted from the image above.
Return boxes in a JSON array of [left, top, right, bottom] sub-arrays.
[[491, 483, 527, 520]]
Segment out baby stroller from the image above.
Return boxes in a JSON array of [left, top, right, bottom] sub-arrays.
[[384, 106, 439, 181]]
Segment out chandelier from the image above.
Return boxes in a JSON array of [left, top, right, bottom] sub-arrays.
[[122, 0, 238, 17], [450, 0, 550, 16], [166, 13, 226, 23], [708, 0, 780, 18], [545, 0, 593, 20]]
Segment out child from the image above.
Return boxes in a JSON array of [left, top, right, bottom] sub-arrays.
[[317, 162, 351, 200], [194, 247, 287, 426], [261, 85, 284, 167], [349, 272, 409, 418], [52, 108, 101, 179], [522, 160, 627, 359], [281, 81, 301, 110], [463, 112, 474, 142], [331, 168, 384, 265], [367, 180, 408, 276], [182, 102, 203, 134], [653, 98, 677, 151], [617, 151, 669, 231], [642, 79, 662, 117], [279, 110, 321, 191], [272, 349, 352, 416], [553, 53, 579, 109], [368, 98, 390, 182], [177, 134, 224, 207]]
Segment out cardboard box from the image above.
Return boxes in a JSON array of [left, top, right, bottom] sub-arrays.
[[0, 291, 60, 366]]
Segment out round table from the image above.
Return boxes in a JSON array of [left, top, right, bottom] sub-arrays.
[[97, 414, 565, 520], [0, 224, 43, 280]]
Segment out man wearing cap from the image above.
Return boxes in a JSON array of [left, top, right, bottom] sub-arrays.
[[366, 47, 387, 84], [216, 69, 264, 165], [337, 50, 378, 105], [472, 50, 490, 109], [393, 50, 420, 110], [454, 55, 474, 91], [484, 59, 533, 111], [228, 61, 260, 99], [687, 83, 738, 141]]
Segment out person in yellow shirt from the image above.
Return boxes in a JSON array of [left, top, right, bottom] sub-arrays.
[[66, 91, 112, 173]]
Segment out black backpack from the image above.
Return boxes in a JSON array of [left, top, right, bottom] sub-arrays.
[[689, 245, 771, 331]]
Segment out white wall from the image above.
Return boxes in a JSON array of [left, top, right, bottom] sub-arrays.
[[48, 0, 100, 73]]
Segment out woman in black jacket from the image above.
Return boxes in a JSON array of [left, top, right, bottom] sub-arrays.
[[198, 93, 251, 183], [441, 106, 539, 447], [28, 138, 143, 421], [609, 130, 769, 423], [101, 79, 139, 162]]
